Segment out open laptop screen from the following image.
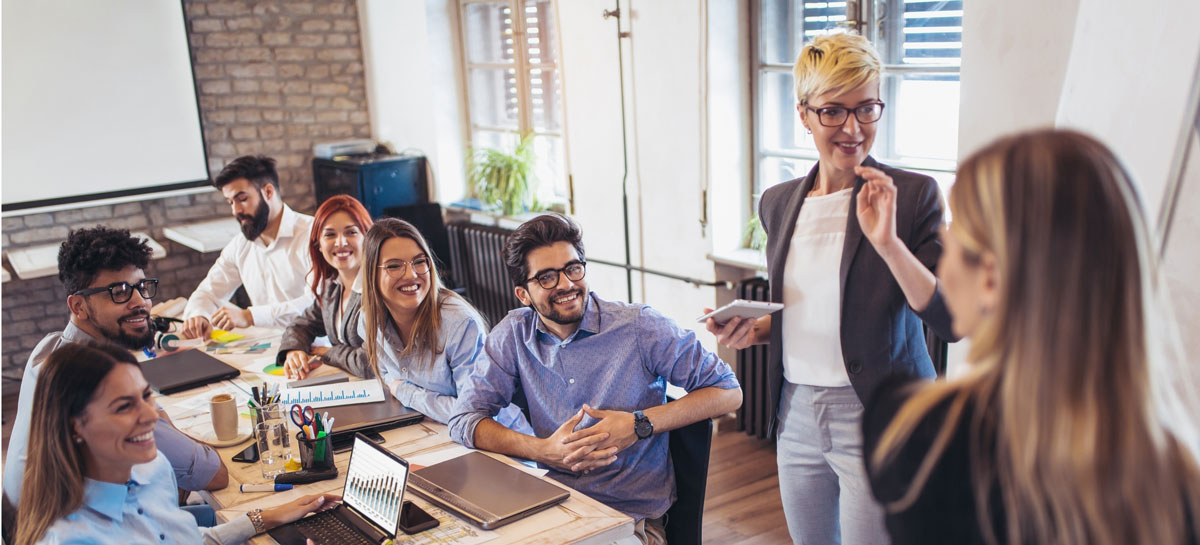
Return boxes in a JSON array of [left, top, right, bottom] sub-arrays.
[[344, 435, 409, 533]]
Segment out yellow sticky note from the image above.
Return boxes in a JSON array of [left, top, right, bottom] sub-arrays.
[[211, 329, 245, 343]]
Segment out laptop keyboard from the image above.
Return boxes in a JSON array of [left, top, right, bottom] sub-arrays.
[[295, 511, 377, 545]]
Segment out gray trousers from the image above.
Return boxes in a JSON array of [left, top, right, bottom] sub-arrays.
[[776, 382, 890, 545]]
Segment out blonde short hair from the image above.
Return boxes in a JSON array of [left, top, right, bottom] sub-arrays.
[[793, 33, 882, 106]]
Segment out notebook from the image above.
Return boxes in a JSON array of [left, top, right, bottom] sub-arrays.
[[324, 392, 424, 452], [407, 451, 570, 529], [139, 349, 241, 395], [268, 433, 411, 545]]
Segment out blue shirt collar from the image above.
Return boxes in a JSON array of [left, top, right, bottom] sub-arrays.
[[79, 462, 155, 522], [62, 321, 100, 345], [530, 291, 602, 345]]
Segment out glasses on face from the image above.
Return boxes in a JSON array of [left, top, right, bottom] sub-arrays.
[[72, 278, 158, 304], [525, 261, 586, 290], [378, 256, 431, 278], [805, 101, 885, 127]]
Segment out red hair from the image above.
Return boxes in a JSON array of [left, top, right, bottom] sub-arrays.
[[308, 195, 373, 297]]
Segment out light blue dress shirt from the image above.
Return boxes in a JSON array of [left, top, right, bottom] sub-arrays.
[[362, 296, 531, 432], [448, 292, 741, 521], [36, 452, 255, 545], [4, 323, 223, 505]]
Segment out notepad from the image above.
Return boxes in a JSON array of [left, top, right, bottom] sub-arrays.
[[278, 379, 386, 408]]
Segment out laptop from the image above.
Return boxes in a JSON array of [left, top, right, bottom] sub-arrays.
[[269, 433, 411, 545], [407, 451, 570, 529], [323, 392, 424, 452], [139, 349, 240, 395]]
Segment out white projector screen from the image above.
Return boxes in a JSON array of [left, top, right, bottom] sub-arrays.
[[2, 0, 209, 212]]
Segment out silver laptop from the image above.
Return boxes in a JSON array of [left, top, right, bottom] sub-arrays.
[[268, 433, 410, 545], [407, 451, 570, 529]]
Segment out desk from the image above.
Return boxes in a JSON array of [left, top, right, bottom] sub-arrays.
[[156, 328, 634, 545]]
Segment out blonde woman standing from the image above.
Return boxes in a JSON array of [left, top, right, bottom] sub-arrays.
[[707, 33, 953, 543], [863, 129, 1200, 545]]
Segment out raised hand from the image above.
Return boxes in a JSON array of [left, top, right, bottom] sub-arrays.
[[855, 165, 901, 253]]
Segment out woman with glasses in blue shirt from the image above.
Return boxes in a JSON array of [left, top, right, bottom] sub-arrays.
[[15, 342, 338, 545], [705, 32, 954, 544], [359, 218, 528, 432]]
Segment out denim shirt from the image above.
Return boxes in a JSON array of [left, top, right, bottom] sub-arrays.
[[362, 296, 530, 433], [36, 452, 255, 545], [448, 292, 740, 520]]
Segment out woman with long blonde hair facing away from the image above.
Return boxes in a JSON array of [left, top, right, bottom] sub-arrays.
[[359, 218, 529, 431], [863, 129, 1200, 545], [15, 342, 339, 545]]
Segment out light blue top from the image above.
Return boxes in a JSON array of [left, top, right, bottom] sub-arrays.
[[4, 323, 223, 505], [362, 296, 531, 433], [448, 292, 740, 520], [35, 452, 255, 545]]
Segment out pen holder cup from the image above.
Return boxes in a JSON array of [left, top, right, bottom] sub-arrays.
[[296, 431, 335, 471]]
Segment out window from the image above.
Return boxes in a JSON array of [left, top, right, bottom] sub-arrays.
[[753, 0, 962, 215], [459, 0, 568, 204]]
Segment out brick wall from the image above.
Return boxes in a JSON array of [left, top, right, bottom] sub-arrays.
[[1, 0, 372, 394]]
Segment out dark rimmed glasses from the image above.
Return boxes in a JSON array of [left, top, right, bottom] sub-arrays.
[[379, 256, 431, 278], [72, 278, 158, 304], [804, 101, 886, 127], [525, 261, 586, 290]]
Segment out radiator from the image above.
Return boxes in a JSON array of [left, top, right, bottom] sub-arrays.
[[446, 221, 524, 328], [735, 277, 772, 440]]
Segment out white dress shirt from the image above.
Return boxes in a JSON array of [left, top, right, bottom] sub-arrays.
[[183, 205, 315, 328], [781, 188, 853, 387]]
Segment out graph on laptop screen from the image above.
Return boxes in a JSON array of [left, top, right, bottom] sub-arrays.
[[345, 436, 408, 532]]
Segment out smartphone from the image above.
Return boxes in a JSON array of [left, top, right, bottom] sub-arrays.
[[231, 442, 258, 463], [398, 501, 439, 534], [696, 299, 784, 324]]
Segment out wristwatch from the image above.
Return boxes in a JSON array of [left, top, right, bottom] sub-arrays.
[[633, 410, 653, 440], [247, 508, 266, 534]]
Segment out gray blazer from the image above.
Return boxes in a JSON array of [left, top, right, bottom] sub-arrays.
[[278, 279, 373, 378], [759, 156, 955, 434]]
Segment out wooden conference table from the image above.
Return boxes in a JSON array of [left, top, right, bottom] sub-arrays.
[[155, 326, 634, 545]]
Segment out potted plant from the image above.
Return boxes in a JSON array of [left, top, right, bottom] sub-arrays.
[[467, 133, 540, 216]]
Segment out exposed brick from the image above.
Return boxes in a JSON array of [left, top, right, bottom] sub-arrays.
[[307, 124, 330, 137], [278, 64, 305, 78], [37, 317, 64, 331], [233, 80, 260, 93], [305, 65, 330, 79], [316, 48, 358, 62], [207, 2, 251, 16], [333, 20, 357, 32], [315, 3, 347, 15], [259, 125, 285, 139], [192, 18, 224, 32], [226, 17, 263, 30], [326, 34, 349, 47], [261, 80, 284, 93], [288, 139, 310, 151], [296, 34, 324, 47], [23, 213, 53, 227], [163, 195, 192, 208], [54, 209, 86, 224], [235, 141, 265, 155], [234, 47, 272, 61], [226, 63, 275, 78], [208, 109, 236, 124], [285, 95, 314, 108], [204, 126, 229, 141], [252, 2, 281, 16], [2, 290, 54, 307], [286, 125, 307, 137], [109, 215, 149, 230], [236, 109, 263, 123], [217, 95, 257, 107], [114, 203, 142, 216], [198, 96, 218, 110], [195, 49, 225, 64], [331, 97, 357, 109], [256, 94, 282, 107], [82, 207, 113, 221], [262, 139, 285, 151], [3, 217, 25, 230], [262, 32, 291, 46], [262, 109, 284, 122], [312, 97, 331, 109], [346, 62, 364, 75], [312, 82, 349, 96], [231, 126, 258, 140], [9, 305, 45, 321], [329, 124, 354, 137], [2, 321, 37, 337], [206, 32, 259, 48], [193, 64, 224, 79], [274, 48, 314, 62], [154, 254, 192, 272], [283, 3, 314, 15], [211, 142, 237, 156], [10, 225, 68, 245], [200, 80, 232, 94]]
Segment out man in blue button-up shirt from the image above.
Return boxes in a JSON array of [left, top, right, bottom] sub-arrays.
[[449, 214, 742, 543]]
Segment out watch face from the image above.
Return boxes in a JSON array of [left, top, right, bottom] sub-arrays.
[[635, 418, 653, 439]]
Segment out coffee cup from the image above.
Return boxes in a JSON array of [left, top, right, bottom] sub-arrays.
[[209, 393, 238, 441]]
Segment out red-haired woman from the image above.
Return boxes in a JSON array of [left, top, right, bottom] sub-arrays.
[[278, 195, 374, 379]]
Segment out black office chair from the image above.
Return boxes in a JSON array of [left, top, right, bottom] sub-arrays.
[[2, 494, 16, 545], [665, 407, 714, 545]]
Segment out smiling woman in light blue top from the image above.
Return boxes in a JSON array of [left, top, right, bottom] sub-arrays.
[[360, 218, 529, 431], [17, 342, 339, 545]]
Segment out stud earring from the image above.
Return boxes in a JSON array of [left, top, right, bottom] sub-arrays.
[[73, 436, 84, 444]]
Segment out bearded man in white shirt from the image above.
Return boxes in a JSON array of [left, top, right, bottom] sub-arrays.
[[180, 155, 315, 339]]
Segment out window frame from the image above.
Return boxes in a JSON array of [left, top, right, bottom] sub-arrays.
[[749, 0, 961, 227], [456, 0, 571, 204]]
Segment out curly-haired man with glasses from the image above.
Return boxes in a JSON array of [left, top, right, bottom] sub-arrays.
[[4, 226, 229, 509]]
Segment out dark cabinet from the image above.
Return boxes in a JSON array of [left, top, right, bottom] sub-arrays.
[[312, 154, 428, 218]]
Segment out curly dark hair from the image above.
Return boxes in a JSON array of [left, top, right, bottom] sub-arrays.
[[503, 213, 586, 286], [57, 227, 153, 294], [213, 154, 278, 191]]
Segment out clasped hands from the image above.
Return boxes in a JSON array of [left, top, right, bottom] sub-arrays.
[[538, 404, 640, 474]]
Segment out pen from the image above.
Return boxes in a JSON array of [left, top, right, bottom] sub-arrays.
[[251, 386, 261, 406], [142, 347, 157, 359], [240, 483, 294, 493]]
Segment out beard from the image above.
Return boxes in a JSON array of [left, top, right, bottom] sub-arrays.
[[88, 308, 156, 350], [238, 196, 271, 240], [530, 287, 586, 326]]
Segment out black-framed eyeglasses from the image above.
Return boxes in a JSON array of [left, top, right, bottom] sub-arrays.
[[378, 256, 431, 278], [804, 101, 885, 127], [72, 278, 158, 304], [525, 261, 586, 290]]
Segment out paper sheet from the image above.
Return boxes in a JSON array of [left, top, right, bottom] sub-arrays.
[[389, 503, 498, 545]]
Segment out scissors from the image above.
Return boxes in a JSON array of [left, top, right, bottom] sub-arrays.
[[290, 404, 315, 431]]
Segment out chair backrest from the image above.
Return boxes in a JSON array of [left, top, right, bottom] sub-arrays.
[[665, 411, 714, 545], [2, 493, 16, 545]]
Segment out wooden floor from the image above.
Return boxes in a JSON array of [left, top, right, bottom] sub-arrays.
[[1, 396, 790, 544]]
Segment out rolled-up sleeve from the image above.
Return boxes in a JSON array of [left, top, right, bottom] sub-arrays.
[[201, 515, 257, 545]]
